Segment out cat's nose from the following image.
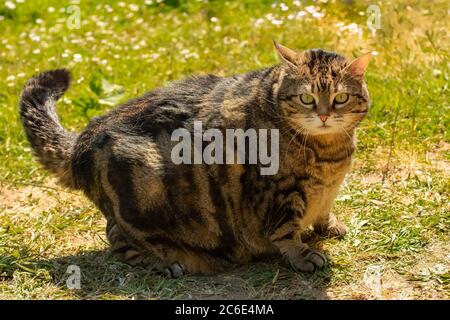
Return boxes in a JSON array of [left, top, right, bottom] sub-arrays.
[[319, 115, 329, 123]]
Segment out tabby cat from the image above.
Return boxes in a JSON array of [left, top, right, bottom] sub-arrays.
[[20, 43, 371, 277]]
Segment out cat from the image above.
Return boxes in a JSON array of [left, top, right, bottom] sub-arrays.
[[19, 43, 371, 277]]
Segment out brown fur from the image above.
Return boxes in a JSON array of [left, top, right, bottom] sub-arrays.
[[19, 44, 371, 276]]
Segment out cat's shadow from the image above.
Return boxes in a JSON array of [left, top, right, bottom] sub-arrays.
[[3, 235, 332, 299]]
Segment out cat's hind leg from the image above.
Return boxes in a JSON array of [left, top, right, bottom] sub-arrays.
[[313, 212, 348, 238], [106, 219, 187, 278]]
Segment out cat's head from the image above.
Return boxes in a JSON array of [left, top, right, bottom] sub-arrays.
[[273, 42, 371, 136]]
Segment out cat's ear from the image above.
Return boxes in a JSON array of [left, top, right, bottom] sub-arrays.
[[345, 53, 372, 78], [273, 41, 299, 68]]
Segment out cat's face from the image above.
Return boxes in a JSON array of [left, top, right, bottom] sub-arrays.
[[274, 44, 371, 136]]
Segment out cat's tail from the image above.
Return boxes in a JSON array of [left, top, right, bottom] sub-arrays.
[[19, 69, 77, 188]]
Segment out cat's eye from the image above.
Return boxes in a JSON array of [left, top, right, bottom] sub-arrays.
[[334, 93, 349, 105], [300, 94, 315, 105]]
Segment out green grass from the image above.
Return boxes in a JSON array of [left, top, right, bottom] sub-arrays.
[[0, 0, 449, 299]]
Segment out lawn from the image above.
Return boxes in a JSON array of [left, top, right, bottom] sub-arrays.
[[0, 0, 448, 299]]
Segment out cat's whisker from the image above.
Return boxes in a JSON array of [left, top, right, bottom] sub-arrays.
[[338, 124, 354, 159], [283, 127, 304, 159], [301, 131, 309, 166]]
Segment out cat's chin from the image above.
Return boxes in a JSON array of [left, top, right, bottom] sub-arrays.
[[308, 125, 342, 136]]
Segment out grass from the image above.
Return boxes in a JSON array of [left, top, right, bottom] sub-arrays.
[[0, 0, 448, 299]]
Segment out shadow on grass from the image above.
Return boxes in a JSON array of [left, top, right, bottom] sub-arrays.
[[1, 236, 333, 299]]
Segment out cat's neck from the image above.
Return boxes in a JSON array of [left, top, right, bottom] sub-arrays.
[[308, 131, 355, 147], [280, 129, 356, 163]]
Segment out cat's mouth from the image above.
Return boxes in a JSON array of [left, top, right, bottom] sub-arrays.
[[307, 122, 343, 135]]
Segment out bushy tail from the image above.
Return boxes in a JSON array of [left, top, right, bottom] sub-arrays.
[[19, 69, 77, 188]]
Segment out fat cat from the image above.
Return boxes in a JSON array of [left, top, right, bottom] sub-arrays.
[[19, 43, 371, 277]]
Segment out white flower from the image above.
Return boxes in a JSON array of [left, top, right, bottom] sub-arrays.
[[312, 12, 324, 19], [271, 19, 283, 25], [210, 17, 218, 23], [432, 69, 442, 76], [280, 3, 288, 12], [29, 34, 41, 42], [32, 49, 40, 54], [255, 18, 264, 26], [266, 14, 283, 25], [6, 75, 15, 81], [5, 1, 16, 10], [339, 23, 360, 34], [149, 53, 160, 60], [180, 49, 199, 59], [48, 7, 55, 13], [296, 11, 306, 19], [129, 4, 139, 12], [73, 53, 82, 62], [96, 20, 107, 28], [305, 6, 318, 14]]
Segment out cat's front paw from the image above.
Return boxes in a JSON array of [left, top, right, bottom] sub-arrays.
[[285, 247, 327, 272]]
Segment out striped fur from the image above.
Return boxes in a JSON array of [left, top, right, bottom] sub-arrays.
[[19, 45, 370, 276]]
